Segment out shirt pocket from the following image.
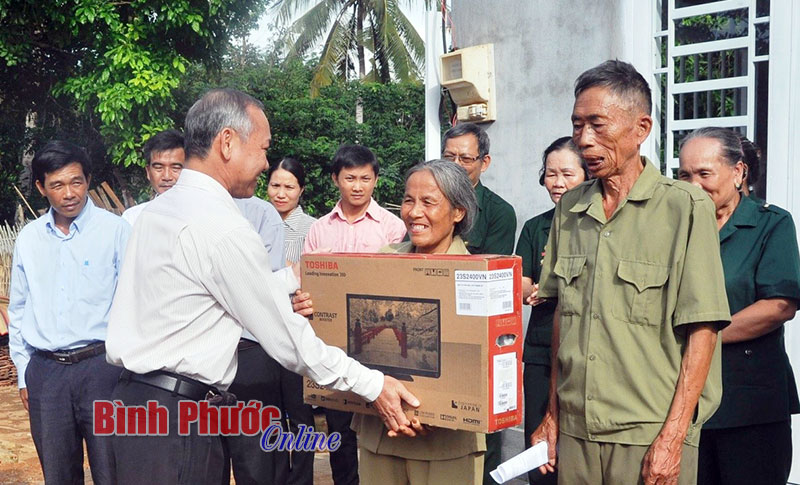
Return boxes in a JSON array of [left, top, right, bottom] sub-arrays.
[[553, 255, 587, 316], [77, 264, 116, 306], [613, 259, 670, 325]]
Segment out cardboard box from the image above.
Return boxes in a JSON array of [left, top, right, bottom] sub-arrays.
[[301, 252, 523, 433]]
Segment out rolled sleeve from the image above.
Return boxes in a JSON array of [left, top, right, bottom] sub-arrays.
[[673, 197, 732, 328], [755, 213, 800, 301]]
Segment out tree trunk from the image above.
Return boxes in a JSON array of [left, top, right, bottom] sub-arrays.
[[356, 2, 366, 79]]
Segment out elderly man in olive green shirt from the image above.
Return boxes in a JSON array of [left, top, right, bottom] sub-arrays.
[[530, 60, 731, 485]]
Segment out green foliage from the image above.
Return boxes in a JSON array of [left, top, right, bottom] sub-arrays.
[[176, 57, 425, 216], [0, 0, 268, 221], [276, 0, 429, 95]]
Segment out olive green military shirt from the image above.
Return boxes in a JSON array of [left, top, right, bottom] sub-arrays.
[[464, 182, 517, 255], [538, 159, 731, 447]]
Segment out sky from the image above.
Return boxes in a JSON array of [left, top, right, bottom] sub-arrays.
[[248, 3, 429, 52]]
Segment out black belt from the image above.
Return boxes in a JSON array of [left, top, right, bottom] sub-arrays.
[[37, 342, 105, 364], [120, 369, 220, 401], [237, 338, 259, 351]]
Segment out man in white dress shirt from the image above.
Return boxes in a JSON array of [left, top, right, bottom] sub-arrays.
[[105, 89, 418, 484], [120, 129, 185, 225]]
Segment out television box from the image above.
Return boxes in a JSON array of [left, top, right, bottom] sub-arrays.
[[301, 252, 523, 433]]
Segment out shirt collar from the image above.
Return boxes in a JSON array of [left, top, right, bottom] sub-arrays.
[[45, 196, 94, 235], [719, 193, 758, 242], [177, 168, 237, 200], [284, 205, 306, 229], [569, 157, 658, 221], [388, 235, 469, 254], [474, 181, 486, 209], [445, 235, 469, 254], [331, 198, 380, 223]]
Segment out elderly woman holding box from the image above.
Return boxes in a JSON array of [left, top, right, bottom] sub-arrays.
[[678, 127, 800, 485], [351, 159, 484, 484]]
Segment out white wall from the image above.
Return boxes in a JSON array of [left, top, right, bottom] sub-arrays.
[[448, 0, 624, 234], [444, 0, 627, 464], [766, 1, 800, 483], [437, 1, 800, 478]]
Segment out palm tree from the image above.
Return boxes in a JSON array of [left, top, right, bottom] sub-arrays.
[[275, 0, 429, 95]]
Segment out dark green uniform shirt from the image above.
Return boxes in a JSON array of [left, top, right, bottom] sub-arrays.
[[704, 195, 800, 429], [464, 182, 517, 255], [538, 159, 731, 446], [515, 208, 556, 365]]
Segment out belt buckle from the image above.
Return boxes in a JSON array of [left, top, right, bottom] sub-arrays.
[[205, 389, 218, 400], [55, 354, 72, 364]]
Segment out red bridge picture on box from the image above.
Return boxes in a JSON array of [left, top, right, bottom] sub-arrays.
[[347, 294, 441, 380]]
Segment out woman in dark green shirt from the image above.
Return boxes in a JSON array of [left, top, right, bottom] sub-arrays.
[[679, 127, 800, 485], [514, 136, 587, 485]]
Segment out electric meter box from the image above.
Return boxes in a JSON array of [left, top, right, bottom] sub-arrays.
[[440, 44, 496, 123]]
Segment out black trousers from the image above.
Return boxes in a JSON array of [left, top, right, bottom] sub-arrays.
[[26, 352, 121, 485], [222, 344, 288, 485], [280, 365, 315, 485], [112, 378, 226, 485], [324, 408, 359, 484], [523, 363, 557, 484], [484, 431, 503, 485], [698, 420, 793, 485]]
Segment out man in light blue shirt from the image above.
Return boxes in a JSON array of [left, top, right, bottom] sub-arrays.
[[226, 195, 303, 484], [9, 140, 130, 485]]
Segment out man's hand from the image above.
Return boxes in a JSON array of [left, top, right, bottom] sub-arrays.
[[529, 411, 559, 474], [525, 283, 545, 306], [19, 388, 29, 412], [371, 375, 420, 437], [292, 290, 313, 317], [641, 433, 683, 485], [388, 417, 433, 438]]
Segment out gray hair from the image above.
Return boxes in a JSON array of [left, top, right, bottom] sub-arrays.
[[575, 59, 652, 115], [441, 122, 490, 158], [184, 88, 265, 160], [405, 159, 478, 237], [680, 127, 744, 167]]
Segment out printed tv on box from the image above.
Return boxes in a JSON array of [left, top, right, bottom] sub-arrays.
[[301, 252, 523, 433]]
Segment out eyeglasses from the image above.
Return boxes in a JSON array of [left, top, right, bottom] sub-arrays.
[[442, 153, 484, 164]]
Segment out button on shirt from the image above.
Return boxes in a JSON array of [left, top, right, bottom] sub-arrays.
[[704, 195, 800, 429], [105, 169, 383, 401], [303, 198, 406, 253], [538, 159, 731, 446], [8, 198, 131, 388]]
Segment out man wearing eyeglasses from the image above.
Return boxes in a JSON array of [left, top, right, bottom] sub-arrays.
[[441, 122, 516, 485], [122, 129, 185, 225], [441, 123, 516, 257]]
